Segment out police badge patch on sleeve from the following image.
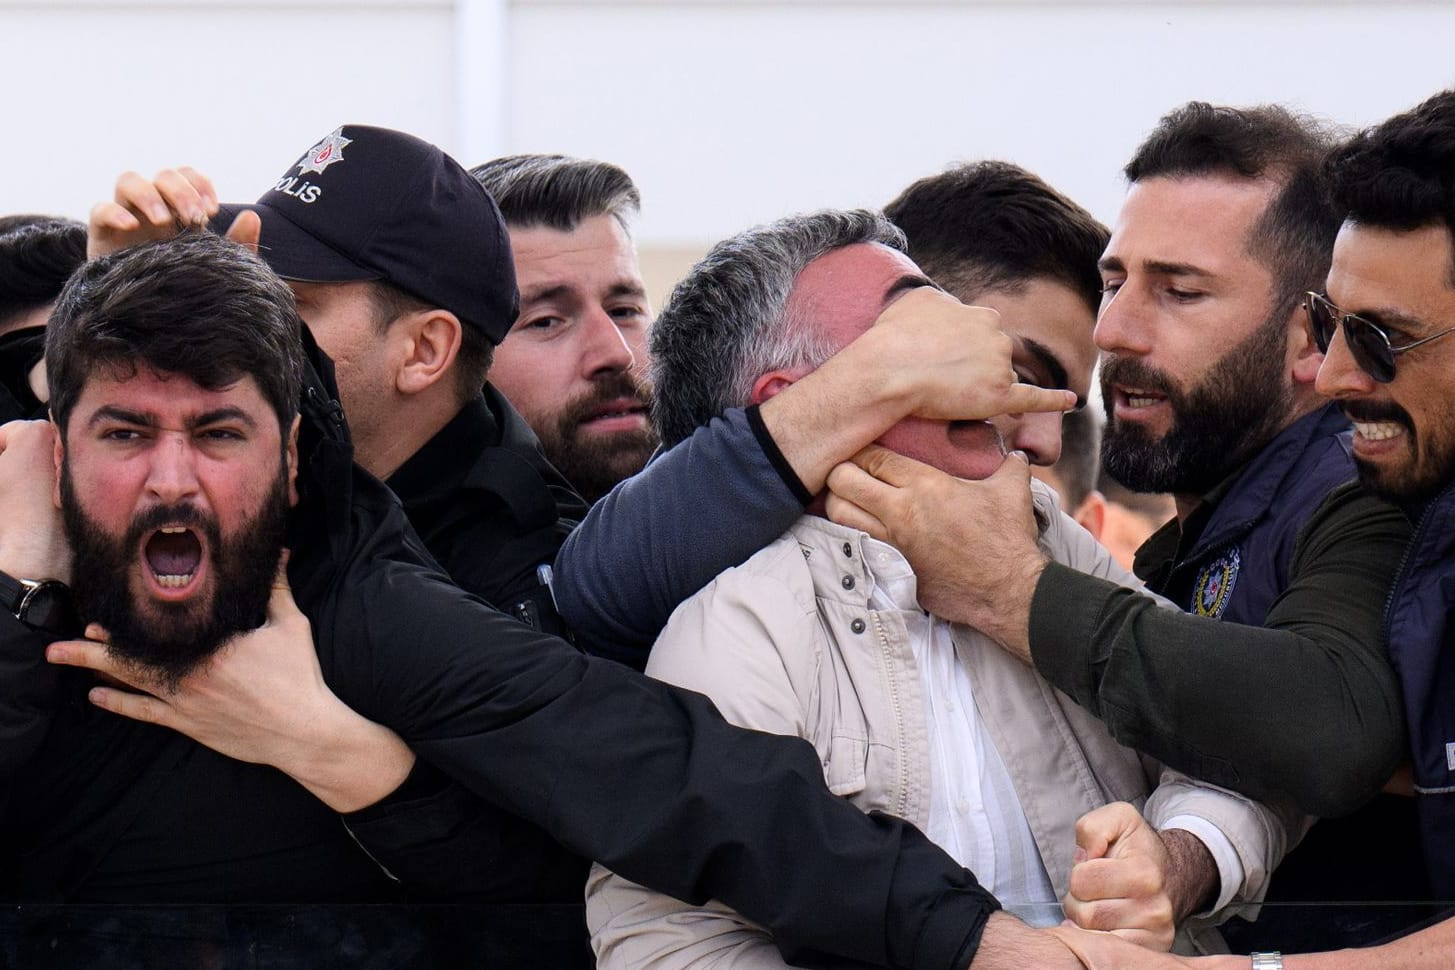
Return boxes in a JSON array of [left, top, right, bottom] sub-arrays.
[[1193, 547, 1240, 618]]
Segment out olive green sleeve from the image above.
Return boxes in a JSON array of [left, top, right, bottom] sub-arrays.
[[1028, 484, 1410, 818]]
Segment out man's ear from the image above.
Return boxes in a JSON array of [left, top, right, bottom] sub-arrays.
[[286, 414, 301, 508], [1288, 301, 1323, 386], [1072, 489, 1107, 542], [395, 309, 463, 396], [51, 416, 65, 510], [750, 369, 804, 406]]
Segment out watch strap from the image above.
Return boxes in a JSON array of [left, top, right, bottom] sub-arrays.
[[1250, 953, 1283, 970], [0, 570, 75, 635], [0, 570, 31, 614]]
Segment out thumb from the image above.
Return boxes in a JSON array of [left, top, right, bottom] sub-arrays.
[[224, 209, 262, 253], [987, 449, 1033, 488], [267, 548, 303, 623], [1075, 803, 1130, 862]]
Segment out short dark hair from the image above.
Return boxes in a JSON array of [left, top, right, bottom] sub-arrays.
[[367, 281, 493, 404], [1326, 88, 1455, 284], [651, 209, 905, 448], [0, 216, 86, 330], [1050, 407, 1101, 509], [46, 232, 304, 435], [884, 161, 1108, 314], [1125, 101, 1343, 315], [470, 154, 640, 234]]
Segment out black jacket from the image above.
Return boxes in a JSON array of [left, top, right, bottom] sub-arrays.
[[386, 386, 585, 641], [0, 326, 46, 423], [1, 344, 999, 969]]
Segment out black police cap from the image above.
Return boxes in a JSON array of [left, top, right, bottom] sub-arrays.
[[214, 124, 518, 344]]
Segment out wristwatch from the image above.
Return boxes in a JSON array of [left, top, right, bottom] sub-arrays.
[[0, 570, 76, 636], [1250, 953, 1283, 970]]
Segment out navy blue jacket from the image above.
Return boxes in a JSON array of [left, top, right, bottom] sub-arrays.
[[1387, 480, 1455, 897], [1135, 404, 1358, 627]]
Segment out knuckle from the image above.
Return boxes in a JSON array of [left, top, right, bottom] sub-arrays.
[[1073, 901, 1116, 931], [1067, 869, 1093, 900]]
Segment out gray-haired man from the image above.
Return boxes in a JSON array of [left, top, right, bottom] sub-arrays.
[[586, 209, 1294, 968]]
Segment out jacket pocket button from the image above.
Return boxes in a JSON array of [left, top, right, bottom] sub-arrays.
[[850, 618, 866, 634]]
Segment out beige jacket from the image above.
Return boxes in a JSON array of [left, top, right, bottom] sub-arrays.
[[588, 485, 1296, 968]]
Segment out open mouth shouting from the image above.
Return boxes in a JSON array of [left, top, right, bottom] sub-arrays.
[[142, 523, 209, 599]]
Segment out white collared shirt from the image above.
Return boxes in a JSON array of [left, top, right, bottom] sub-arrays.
[[863, 536, 1060, 917]]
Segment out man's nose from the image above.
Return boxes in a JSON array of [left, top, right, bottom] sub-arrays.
[[580, 309, 636, 379], [1314, 324, 1376, 400], [144, 434, 202, 502], [1093, 285, 1154, 356], [992, 412, 1064, 467]]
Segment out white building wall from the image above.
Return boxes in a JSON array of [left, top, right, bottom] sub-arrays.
[[502, 0, 1455, 242], [3, 0, 1453, 257]]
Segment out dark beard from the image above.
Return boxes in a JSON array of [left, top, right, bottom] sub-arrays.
[[61, 463, 291, 691], [1100, 315, 1293, 495], [1343, 400, 1455, 504], [537, 372, 658, 505]]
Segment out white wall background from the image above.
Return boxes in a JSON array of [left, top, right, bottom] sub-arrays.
[[4, 0, 1454, 252]]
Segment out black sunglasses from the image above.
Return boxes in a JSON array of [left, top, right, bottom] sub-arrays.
[[1304, 291, 1455, 384]]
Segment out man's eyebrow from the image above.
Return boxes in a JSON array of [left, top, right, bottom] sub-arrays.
[[88, 405, 156, 429], [1021, 338, 1082, 410], [519, 283, 574, 305], [1141, 259, 1216, 280], [192, 407, 257, 430], [1329, 299, 1429, 333], [606, 280, 649, 300], [884, 273, 939, 302], [85, 406, 257, 431], [1095, 255, 1215, 281]]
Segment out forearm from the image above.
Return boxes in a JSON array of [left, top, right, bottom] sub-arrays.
[[276, 701, 416, 813], [0, 531, 70, 582], [1158, 828, 1219, 921], [1284, 913, 1455, 969], [1029, 563, 1403, 815], [968, 914, 1084, 970], [346, 766, 588, 900], [554, 407, 807, 653], [399, 651, 996, 966], [757, 339, 916, 495]]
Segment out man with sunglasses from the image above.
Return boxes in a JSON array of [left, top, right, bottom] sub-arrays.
[[1310, 87, 1455, 909], [823, 101, 1424, 953]]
